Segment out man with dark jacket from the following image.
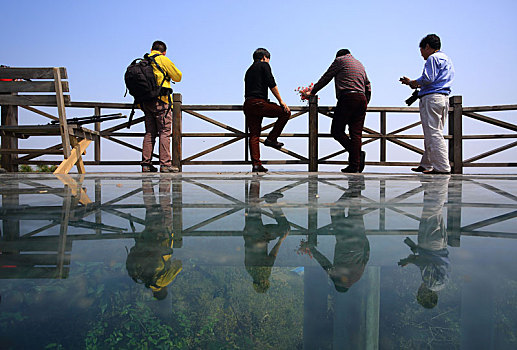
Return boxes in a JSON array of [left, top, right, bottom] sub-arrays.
[[244, 48, 291, 173], [306, 49, 371, 173]]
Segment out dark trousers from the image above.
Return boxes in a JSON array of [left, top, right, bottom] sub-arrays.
[[244, 98, 290, 166], [331, 93, 367, 169]]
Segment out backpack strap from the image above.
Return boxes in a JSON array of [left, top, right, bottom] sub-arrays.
[[148, 53, 174, 118], [147, 53, 169, 89]]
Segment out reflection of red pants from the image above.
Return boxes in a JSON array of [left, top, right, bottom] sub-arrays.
[[244, 98, 290, 166], [331, 93, 367, 169], [141, 100, 172, 167]]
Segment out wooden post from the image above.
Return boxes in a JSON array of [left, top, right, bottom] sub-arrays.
[[53, 67, 71, 159], [449, 95, 463, 174], [1, 102, 18, 172], [172, 93, 182, 171], [380, 111, 386, 163], [308, 95, 318, 172], [94, 106, 101, 165]]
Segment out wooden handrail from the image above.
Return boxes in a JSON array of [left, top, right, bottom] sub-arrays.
[[2, 94, 517, 172]]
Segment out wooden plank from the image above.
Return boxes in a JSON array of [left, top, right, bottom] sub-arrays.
[[183, 109, 244, 135], [53, 139, 91, 174], [172, 93, 182, 170], [464, 140, 517, 163], [463, 104, 517, 112], [0, 148, 63, 154], [463, 134, 517, 139], [54, 67, 71, 159], [183, 136, 244, 162], [464, 111, 517, 132], [1, 103, 18, 171], [69, 137, 86, 174], [0, 81, 69, 93], [0, 67, 67, 79], [308, 95, 318, 171], [18, 143, 63, 162], [0, 94, 70, 106], [20, 105, 59, 121]]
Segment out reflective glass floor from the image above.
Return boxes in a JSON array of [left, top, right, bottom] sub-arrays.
[[0, 172, 516, 349]]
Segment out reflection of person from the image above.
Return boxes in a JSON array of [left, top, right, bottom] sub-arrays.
[[126, 177, 182, 300], [400, 34, 454, 174], [244, 48, 291, 173], [140, 40, 182, 173], [243, 178, 290, 292], [399, 176, 451, 308], [310, 176, 370, 292], [305, 50, 371, 173]]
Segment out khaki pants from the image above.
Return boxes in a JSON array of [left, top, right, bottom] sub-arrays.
[[419, 94, 451, 172]]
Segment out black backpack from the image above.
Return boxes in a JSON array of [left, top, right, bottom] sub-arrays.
[[124, 53, 173, 128]]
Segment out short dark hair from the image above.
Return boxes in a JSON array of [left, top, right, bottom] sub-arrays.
[[419, 34, 441, 50], [253, 48, 271, 62], [336, 49, 351, 58], [152, 40, 167, 53]]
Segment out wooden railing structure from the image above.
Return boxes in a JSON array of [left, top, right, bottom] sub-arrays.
[[1, 93, 516, 173]]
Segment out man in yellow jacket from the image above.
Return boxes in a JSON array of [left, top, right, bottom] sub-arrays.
[[141, 40, 182, 173]]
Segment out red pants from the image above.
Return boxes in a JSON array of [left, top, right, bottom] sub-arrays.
[[244, 98, 290, 166], [141, 100, 172, 167], [331, 93, 367, 169]]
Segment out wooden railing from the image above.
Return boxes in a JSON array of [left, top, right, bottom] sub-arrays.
[[1, 94, 516, 173]]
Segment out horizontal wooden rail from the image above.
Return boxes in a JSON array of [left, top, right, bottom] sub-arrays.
[[1, 93, 516, 173]]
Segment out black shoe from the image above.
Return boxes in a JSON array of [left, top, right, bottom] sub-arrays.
[[341, 166, 360, 173], [252, 165, 268, 173], [411, 166, 427, 173], [359, 151, 366, 173], [160, 165, 180, 173], [264, 139, 284, 149], [142, 164, 158, 172]]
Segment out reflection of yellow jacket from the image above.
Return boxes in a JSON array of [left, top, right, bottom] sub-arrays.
[[149, 235, 182, 291], [149, 50, 182, 105]]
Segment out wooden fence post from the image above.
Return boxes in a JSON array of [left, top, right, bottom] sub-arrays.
[[308, 95, 318, 172], [449, 95, 463, 174], [1, 104, 19, 172], [94, 106, 101, 165], [172, 93, 182, 171]]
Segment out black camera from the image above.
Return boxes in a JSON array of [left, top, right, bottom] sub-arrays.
[[405, 89, 420, 106]]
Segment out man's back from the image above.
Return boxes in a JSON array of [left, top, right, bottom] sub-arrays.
[[244, 61, 276, 100]]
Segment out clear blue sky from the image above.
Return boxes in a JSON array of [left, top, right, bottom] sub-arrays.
[[2, 0, 516, 172]]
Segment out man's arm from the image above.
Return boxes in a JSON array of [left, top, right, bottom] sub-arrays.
[[365, 74, 372, 104], [308, 59, 340, 96], [270, 85, 290, 113], [400, 56, 438, 89], [161, 56, 182, 82]]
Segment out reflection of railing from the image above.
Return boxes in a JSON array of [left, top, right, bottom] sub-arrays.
[[1, 174, 516, 279], [2, 95, 516, 173]]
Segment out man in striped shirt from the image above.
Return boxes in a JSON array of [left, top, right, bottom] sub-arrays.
[[306, 49, 371, 173]]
